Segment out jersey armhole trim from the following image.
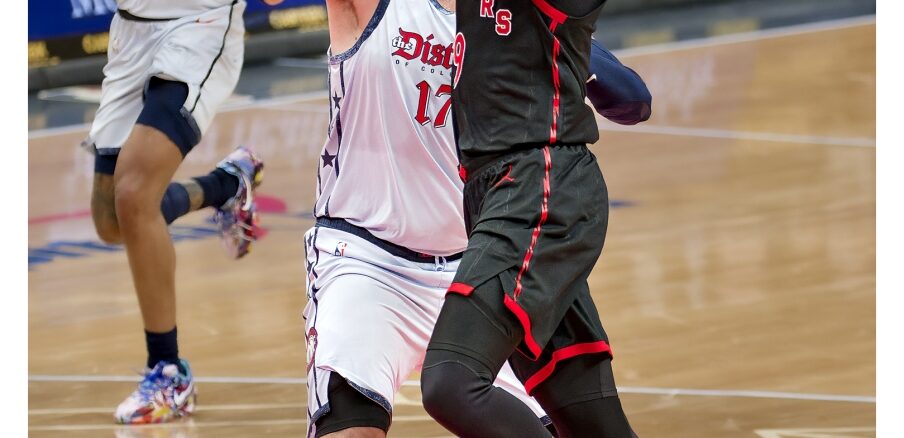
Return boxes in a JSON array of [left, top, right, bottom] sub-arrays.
[[428, 0, 454, 15], [328, 0, 391, 64]]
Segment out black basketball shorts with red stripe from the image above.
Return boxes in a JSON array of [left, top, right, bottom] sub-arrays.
[[439, 144, 613, 395]]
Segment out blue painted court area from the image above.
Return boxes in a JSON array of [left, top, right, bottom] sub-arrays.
[[28, 201, 636, 268]]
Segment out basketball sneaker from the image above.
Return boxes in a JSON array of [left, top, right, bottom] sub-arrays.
[[214, 146, 264, 259], [114, 359, 196, 425]]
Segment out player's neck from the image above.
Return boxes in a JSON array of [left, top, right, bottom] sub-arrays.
[[436, 0, 455, 13]]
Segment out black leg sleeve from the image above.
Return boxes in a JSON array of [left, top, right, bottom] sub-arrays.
[[422, 292, 551, 438], [532, 355, 638, 438]]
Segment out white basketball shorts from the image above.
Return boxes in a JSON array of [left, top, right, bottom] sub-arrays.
[[302, 225, 548, 436], [86, 1, 245, 155]]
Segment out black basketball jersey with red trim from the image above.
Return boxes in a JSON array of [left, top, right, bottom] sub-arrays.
[[452, 0, 605, 172]]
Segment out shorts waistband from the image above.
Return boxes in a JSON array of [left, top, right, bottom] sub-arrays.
[[315, 217, 463, 263], [463, 143, 588, 182]]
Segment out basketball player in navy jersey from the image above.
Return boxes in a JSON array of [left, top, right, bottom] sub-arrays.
[[420, 0, 644, 436], [85, 0, 264, 424], [305, 0, 649, 435]]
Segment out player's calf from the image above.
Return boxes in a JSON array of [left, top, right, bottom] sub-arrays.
[[91, 171, 122, 244], [531, 355, 638, 438], [421, 293, 551, 438]]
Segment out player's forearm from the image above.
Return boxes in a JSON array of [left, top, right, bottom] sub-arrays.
[[586, 40, 652, 125]]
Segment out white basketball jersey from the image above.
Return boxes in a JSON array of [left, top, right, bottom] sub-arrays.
[[315, 0, 463, 256], [116, 0, 237, 18]]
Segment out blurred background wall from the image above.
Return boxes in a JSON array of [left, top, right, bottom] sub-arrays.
[[27, 0, 875, 91]]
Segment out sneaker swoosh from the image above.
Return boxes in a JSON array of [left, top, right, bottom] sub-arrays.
[[173, 381, 194, 408]]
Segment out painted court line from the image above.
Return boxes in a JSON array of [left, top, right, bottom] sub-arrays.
[[29, 374, 307, 384], [755, 427, 876, 438], [29, 403, 306, 416], [616, 386, 876, 404], [29, 374, 875, 404], [29, 416, 435, 432], [599, 123, 876, 148]]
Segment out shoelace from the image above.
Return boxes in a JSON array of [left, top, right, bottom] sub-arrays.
[[135, 368, 176, 398]]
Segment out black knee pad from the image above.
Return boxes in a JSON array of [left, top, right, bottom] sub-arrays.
[[422, 350, 554, 438], [421, 350, 492, 423], [314, 373, 391, 437], [136, 77, 200, 157]]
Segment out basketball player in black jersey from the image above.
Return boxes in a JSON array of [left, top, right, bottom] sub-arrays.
[[420, 0, 640, 436]]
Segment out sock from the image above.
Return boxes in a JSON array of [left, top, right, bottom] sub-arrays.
[[145, 327, 181, 372], [193, 168, 239, 209], [160, 183, 192, 225]]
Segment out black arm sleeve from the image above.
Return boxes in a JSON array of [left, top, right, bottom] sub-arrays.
[[586, 40, 653, 125]]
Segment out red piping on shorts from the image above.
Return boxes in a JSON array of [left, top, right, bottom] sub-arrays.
[[523, 341, 613, 394], [447, 282, 475, 296], [549, 36, 561, 143], [512, 146, 552, 299], [505, 145, 552, 360], [504, 294, 543, 359]]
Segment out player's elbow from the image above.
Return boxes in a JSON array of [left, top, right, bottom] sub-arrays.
[[586, 77, 652, 125], [598, 100, 652, 125], [626, 99, 652, 125]]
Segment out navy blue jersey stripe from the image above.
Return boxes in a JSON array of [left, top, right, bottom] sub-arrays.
[[309, 225, 324, 409], [189, 0, 237, 113], [328, 0, 390, 64], [333, 62, 345, 177]]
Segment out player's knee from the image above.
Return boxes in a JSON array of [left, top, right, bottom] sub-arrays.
[[420, 362, 462, 422], [113, 178, 154, 227], [420, 358, 484, 423]]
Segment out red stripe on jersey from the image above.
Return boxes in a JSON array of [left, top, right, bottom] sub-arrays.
[[523, 341, 613, 394], [530, 0, 567, 25]]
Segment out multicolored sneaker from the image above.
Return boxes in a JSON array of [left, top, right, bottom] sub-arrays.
[[114, 360, 197, 425], [214, 146, 264, 259]]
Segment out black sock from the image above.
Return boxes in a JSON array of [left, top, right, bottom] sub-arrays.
[[146, 327, 180, 371], [193, 168, 239, 209], [160, 183, 192, 225]]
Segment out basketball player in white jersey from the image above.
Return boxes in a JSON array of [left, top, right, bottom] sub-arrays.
[[304, 0, 652, 435], [85, 0, 264, 424], [303, 0, 552, 436]]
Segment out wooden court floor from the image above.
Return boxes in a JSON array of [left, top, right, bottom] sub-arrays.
[[28, 19, 876, 437]]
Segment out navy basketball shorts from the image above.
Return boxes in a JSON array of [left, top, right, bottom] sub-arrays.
[[85, 2, 245, 158], [441, 144, 614, 395]]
